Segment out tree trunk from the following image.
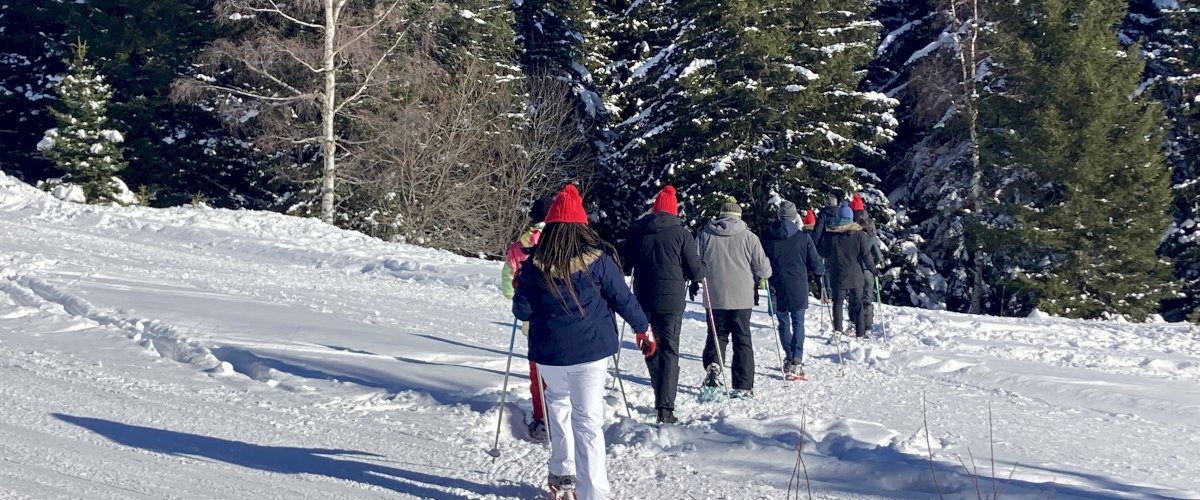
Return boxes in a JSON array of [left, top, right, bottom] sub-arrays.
[[953, 0, 985, 314], [320, 0, 338, 223]]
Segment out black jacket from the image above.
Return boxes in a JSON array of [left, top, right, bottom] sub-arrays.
[[622, 212, 706, 314], [818, 223, 876, 291], [762, 220, 824, 311], [813, 206, 838, 250]]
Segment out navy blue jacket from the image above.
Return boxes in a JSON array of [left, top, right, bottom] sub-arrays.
[[513, 248, 650, 366], [763, 220, 824, 311]]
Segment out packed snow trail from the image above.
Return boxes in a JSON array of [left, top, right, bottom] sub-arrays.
[[2, 171, 1198, 499]]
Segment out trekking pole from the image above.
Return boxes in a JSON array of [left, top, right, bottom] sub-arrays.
[[701, 278, 732, 405], [765, 285, 788, 379], [875, 275, 886, 337], [487, 318, 520, 458], [608, 321, 627, 391], [610, 317, 634, 420], [536, 367, 554, 443]]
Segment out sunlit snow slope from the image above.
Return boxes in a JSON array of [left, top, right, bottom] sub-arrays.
[[1, 172, 1197, 499]]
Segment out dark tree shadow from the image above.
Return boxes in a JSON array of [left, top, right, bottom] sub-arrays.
[[413, 334, 515, 358], [54, 414, 540, 499]]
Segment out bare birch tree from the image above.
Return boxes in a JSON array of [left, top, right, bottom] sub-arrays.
[[948, 0, 987, 314], [172, 0, 430, 223]]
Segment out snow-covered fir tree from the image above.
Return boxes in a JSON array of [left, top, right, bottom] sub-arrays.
[[986, 0, 1176, 320], [36, 41, 131, 205], [0, 1, 69, 183], [1136, 0, 1200, 320], [862, 0, 968, 310], [588, 0, 692, 234], [602, 0, 898, 232], [865, 0, 1003, 312], [514, 0, 608, 147]]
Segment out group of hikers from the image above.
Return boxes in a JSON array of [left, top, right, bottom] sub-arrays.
[[499, 183, 884, 499]]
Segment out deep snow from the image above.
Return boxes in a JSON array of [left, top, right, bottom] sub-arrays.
[[1, 171, 1198, 499]]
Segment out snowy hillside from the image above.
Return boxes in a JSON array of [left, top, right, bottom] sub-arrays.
[[1, 171, 1198, 499]]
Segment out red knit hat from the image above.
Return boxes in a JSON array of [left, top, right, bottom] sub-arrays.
[[652, 185, 678, 216], [544, 184, 588, 224], [850, 193, 865, 212], [801, 209, 817, 226]]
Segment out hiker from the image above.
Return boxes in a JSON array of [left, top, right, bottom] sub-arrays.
[[762, 201, 823, 379], [695, 196, 771, 399], [513, 184, 653, 500], [622, 185, 706, 424], [818, 203, 876, 338]]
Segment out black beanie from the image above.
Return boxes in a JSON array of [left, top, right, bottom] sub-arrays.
[[529, 194, 555, 224]]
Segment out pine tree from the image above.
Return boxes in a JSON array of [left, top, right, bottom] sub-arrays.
[[605, 0, 897, 231], [75, 0, 270, 209], [514, 0, 607, 122], [1143, 0, 1200, 320], [37, 41, 130, 204], [0, 0, 69, 183], [590, 0, 691, 234], [987, 0, 1176, 320]]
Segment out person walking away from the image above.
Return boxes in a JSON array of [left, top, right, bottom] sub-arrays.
[[621, 185, 706, 424], [500, 194, 555, 442], [854, 211, 885, 335], [513, 184, 653, 500], [696, 196, 772, 399], [801, 209, 817, 232], [850, 193, 867, 220], [762, 201, 823, 379], [818, 203, 876, 338], [812, 195, 839, 250]]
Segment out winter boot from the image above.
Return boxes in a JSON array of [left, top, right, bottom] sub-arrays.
[[656, 409, 678, 425], [699, 363, 726, 403], [548, 473, 577, 499], [528, 419, 548, 443], [786, 360, 806, 381], [702, 363, 723, 388]]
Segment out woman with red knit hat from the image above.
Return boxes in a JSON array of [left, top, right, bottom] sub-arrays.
[[621, 185, 706, 424], [850, 193, 866, 219], [801, 209, 816, 230], [513, 183, 652, 500]]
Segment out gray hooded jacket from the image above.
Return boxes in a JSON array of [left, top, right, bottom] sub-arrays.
[[696, 216, 772, 310]]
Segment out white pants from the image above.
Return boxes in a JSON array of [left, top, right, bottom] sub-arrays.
[[537, 358, 609, 500]]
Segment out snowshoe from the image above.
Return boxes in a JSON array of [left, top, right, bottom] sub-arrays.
[[785, 364, 807, 381], [827, 330, 843, 345], [698, 363, 726, 404], [730, 389, 754, 400], [528, 419, 548, 443], [548, 473, 577, 500]]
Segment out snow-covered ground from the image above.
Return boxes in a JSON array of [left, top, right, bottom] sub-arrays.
[[1, 171, 1198, 499]]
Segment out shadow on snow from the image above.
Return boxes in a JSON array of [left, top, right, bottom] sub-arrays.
[[54, 414, 541, 499]]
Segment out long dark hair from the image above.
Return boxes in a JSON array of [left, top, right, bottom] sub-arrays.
[[537, 222, 621, 314]]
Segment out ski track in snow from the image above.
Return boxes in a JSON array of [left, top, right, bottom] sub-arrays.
[[2, 171, 1199, 499]]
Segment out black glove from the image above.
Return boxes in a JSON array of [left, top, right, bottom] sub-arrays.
[[688, 281, 699, 301]]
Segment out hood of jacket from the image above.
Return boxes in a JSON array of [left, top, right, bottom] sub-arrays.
[[767, 220, 800, 240], [828, 222, 863, 234], [640, 211, 685, 234], [533, 248, 603, 275], [703, 215, 748, 237]]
